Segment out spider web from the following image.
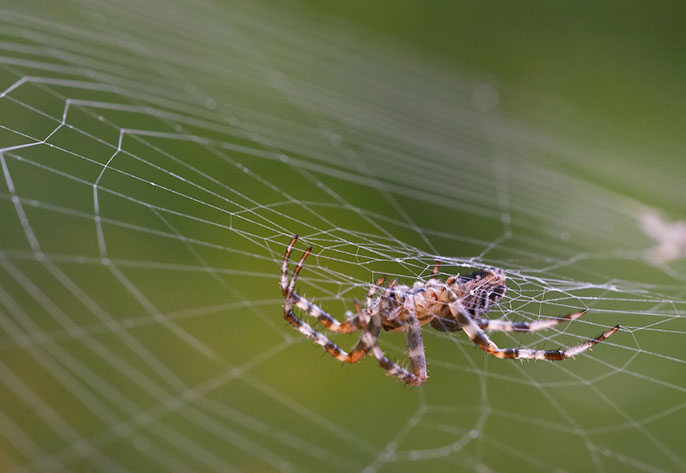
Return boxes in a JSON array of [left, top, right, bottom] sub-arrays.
[[0, 1, 684, 473]]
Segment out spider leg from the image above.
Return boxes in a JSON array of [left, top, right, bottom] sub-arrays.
[[281, 238, 381, 363], [382, 318, 406, 332], [281, 235, 361, 333], [405, 306, 428, 383], [284, 309, 372, 362], [339, 278, 386, 361], [430, 315, 461, 332], [474, 309, 588, 333], [281, 235, 299, 296], [357, 303, 426, 386], [432, 261, 440, 277], [292, 294, 363, 333], [431, 310, 588, 333], [448, 298, 620, 360]]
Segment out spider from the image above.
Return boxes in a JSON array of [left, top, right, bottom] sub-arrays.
[[281, 235, 620, 386]]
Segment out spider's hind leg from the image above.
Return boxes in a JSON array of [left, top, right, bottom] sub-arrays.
[[448, 298, 620, 361], [475, 309, 588, 333], [431, 309, 589, 334], [484, 325, 621, 360]]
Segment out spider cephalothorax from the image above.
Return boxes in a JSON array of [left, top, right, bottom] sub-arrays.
[[281, 236, 619, 386]]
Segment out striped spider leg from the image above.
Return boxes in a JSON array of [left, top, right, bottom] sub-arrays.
[[356, 300, 428, 386], [431, 305, 591, 333], [281, 235, 384, 364], [441, 289, 620, 361], [281, 235, 363, 334]]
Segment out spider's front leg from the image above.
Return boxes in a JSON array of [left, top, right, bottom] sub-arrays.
[[448, 298, 620, 360], [281, 235, 362, 333], [281, 237, 383, 363]]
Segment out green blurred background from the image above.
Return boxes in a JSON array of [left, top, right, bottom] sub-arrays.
[[303, 0, 686, 213], [0, 1, 684, 472]]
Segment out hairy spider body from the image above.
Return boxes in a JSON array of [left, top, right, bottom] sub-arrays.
[[281, 235, 619, 386], [374, 269, 505, 332]]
